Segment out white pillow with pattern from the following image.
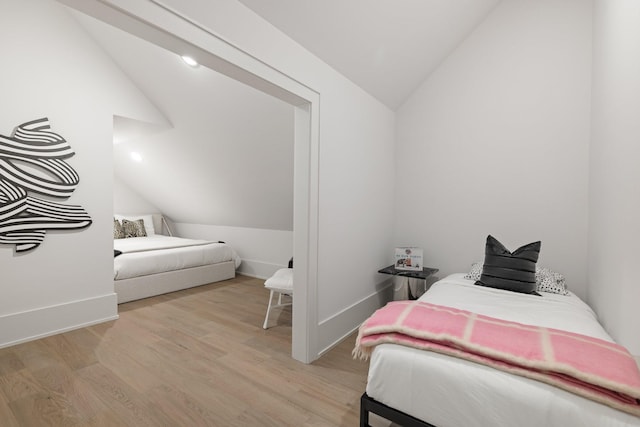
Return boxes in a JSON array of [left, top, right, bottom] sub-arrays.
[[536, 267, 569, 295], [463, 262, 483, 281]]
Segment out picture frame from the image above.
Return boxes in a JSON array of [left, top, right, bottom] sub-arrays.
[[395, 247, 423, 271]]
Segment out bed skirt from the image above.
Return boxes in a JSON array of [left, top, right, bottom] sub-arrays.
[[114, 260, 236, 304]]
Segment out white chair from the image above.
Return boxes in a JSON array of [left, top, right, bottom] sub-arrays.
[[262, 267, 293, 329]]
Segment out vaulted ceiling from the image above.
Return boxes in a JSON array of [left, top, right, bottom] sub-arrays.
[[69, 1, 502, 230], [72, 10, 295, 230], [237, 0, 501, 109]]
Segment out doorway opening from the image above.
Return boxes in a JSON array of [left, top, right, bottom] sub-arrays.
[[61, 0, 320, 362]]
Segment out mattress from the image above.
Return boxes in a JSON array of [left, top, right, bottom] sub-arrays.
[[366, 274, 640, 427], [114, 235, 241, 280]]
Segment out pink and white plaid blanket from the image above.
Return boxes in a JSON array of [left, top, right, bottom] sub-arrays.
[[354, 300, 640, 417]]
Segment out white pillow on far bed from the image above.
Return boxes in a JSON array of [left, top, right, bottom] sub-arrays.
[[114, 214, 155, 236]]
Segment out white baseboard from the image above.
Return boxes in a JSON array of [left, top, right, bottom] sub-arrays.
[[0, 293, 119, 349], [237, 259, 286, 280], [317, 280, 394, 357]]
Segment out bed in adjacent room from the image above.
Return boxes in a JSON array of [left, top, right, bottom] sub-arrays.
[[113, 213, 241, 304], [357, 274, 640, 427]]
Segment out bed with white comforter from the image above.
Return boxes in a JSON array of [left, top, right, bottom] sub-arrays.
[[114, 234, 241, 304], [114, 235, 240, 280], [364, 274, 640, 427]]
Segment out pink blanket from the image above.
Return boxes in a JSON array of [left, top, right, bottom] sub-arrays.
[[354, 300, 640, 417]]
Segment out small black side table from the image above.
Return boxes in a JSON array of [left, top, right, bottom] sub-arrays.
[[378, 265, 439, 300]]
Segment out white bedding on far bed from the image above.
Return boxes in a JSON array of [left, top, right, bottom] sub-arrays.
[[366, 274, 640, 427], [114, 235, 241, 280]]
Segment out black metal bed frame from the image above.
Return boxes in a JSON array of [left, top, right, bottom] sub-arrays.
[[360, 393, 437, 427]]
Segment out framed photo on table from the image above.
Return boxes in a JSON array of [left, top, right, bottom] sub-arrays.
[[395, 247, 423, 271]]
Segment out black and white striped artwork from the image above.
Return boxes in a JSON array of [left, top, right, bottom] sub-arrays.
[[0, 118, 92, 253]]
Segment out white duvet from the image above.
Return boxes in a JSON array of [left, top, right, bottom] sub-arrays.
[[114, 235, 241, 280], [366, 274, 640, 427]]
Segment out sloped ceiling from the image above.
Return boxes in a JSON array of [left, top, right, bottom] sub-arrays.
[[70, 0, 504, 231], [237, 0, 502, 109], [72, 12, 295, 230]]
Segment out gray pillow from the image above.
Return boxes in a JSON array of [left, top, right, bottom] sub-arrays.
[[122, 219, 147, 238], [113, 219, 125, 239], [475, 235, 541, 295]]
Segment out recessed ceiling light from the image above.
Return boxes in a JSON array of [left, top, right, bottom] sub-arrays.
[[181, 55, 198, 67], [130, 152, 143, 162]]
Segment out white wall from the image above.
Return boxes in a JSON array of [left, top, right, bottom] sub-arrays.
[[0, 0, 171, 348], [588, 0, 640, 355], [175, 223, 292, 279], [395, 0, 593, 298], [113, 175, 160, 214]]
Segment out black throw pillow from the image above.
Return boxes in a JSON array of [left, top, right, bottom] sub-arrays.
[[476, 235, 541, 295]]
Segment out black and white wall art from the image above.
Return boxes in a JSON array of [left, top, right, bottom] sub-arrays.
[[0, 118, 92, 253]]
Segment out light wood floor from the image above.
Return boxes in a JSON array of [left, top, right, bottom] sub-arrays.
[[0, 275, 373, 426]]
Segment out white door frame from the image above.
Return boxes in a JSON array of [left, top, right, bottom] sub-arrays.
[[59, 0, 320, 362]]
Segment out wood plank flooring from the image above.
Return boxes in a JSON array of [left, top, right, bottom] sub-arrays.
[[0, 275, 375, 426]]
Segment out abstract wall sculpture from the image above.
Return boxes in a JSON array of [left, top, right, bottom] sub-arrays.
[[0, 118, 92, 253]]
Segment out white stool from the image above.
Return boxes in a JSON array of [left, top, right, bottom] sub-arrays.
[[262, 268, 293, 329]]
